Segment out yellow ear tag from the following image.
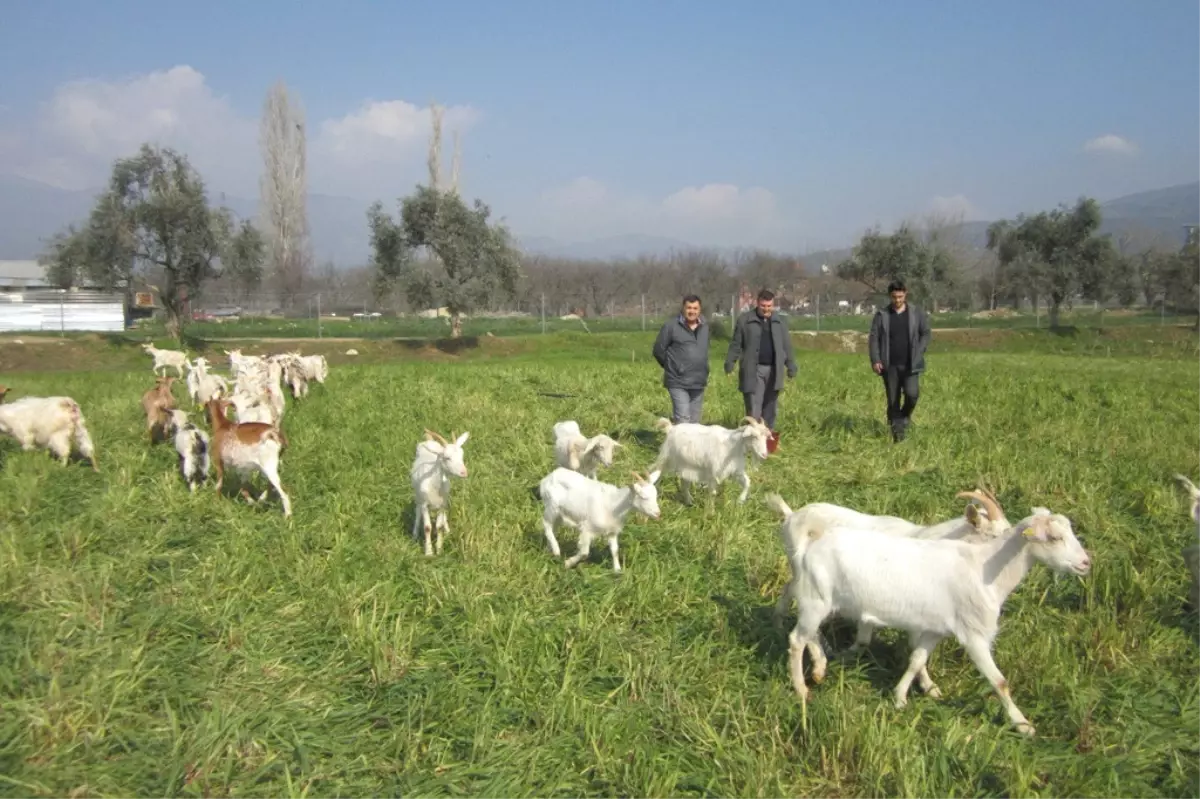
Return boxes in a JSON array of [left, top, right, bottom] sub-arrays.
[[1022, 526, 1040, 539]]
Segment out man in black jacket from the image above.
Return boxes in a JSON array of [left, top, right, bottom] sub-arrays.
[[868, 279, 932, 442], [724, 289, 796, 451], [652, 295, 711, 424]]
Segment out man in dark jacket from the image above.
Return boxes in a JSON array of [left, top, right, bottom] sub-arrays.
[[868, 278, 932, 442], [724, 289, 797, 449], [652, 294, 711, 424]]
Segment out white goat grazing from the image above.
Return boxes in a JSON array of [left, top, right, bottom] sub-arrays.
[[538, 468, 662, 573], [649, 416, 771, 504], [143, 344, 189, 377], [766, 493, 1091, 736], [552, 420, 621, 479], [224, 348, 264, 381], [0, 394, 98, 471], [167, 409, 210, 492], [772, 488, 1012, 651], [186, 357, 229, 406], [299, 354, 328, 385], [410, 429, 470, 556]]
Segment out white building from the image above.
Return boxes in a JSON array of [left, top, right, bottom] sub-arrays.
[[0, 260, 125, 333]]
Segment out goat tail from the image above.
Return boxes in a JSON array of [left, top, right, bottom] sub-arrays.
[[653, 417, 673, 433]]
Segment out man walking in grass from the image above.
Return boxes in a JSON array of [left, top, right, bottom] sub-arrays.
[[652, 294, 711, 424], [869, 278, 932, 443], [724, 289, 796, 452]]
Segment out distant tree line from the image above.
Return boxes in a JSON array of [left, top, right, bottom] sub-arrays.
[[38, 83, 1199, 340]]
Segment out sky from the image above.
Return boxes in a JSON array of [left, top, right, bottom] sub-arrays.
[[0, 0, 1196, 251]]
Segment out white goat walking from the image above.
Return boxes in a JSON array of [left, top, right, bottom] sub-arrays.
[[649, 416, 771, 504], [410, 429, 470, 556], [766, 492, 1091, 736], [143, 344, 189, 378], [0, 392, 98, 471], [1174, 474, 1200, 607], [552, 420, 621, 479], [538, 468, 661, 573]]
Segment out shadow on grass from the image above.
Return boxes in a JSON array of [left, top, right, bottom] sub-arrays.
[[398, 336, 481, 355], [626, 428, 661, 449], [817, 411, 889, 439]]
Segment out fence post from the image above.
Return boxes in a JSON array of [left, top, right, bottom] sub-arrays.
[[641, 294, 646, 331], [541, 293, 546, 334], [816, 294, 820, 332], [317, 293, 322, 339], [59, 289, 65, 337]]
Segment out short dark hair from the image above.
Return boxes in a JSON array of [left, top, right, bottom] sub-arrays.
[[887, 279, 907, 293], [682, 294, 701, 306], [756, 289, 775, 302]]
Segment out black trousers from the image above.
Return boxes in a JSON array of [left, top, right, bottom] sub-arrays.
[[882, 365, 920, 424]]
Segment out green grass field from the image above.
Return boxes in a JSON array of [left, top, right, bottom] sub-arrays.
[[0, 330, 1198, 797]]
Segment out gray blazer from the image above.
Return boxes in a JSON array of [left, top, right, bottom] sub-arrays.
[[724, 310, 798, 393], [868, 303, 932, 373], [652, 315, 711, 390]]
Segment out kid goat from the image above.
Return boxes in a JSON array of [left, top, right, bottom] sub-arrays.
[[410, 429, 470, 556], [142, 344, 189, 378], [552, 420, 621, 479], [167, 409, 210, 492], [0, 389, 98, 471], [205, 398, 292, 517], [766, 492, 1090, 736], [649, 416, 771, 504], [141, 376, 178, 443], [538, 467, 662, 573]]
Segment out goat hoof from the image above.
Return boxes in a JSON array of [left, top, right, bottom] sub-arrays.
[[893, 695, 909, 710], [1016, 722, 1035, 737], [926, 684, 943, 699]]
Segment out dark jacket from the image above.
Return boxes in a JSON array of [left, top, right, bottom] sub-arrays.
[[652, 314, 711, 389], [868, 303, 932, 373], [724, 310, 798, 393]]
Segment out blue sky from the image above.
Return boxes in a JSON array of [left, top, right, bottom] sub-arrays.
[[0, 0, 1196, 250]]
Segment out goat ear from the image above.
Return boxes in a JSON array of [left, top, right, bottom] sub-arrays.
[[455, 432, 470, 447], [765, 493, 793, 518], [647, 470, 660, 485]]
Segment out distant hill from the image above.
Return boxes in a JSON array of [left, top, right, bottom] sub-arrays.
[[1, 174, 1195, 265]]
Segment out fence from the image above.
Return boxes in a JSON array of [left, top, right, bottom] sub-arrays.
[[0, 290, 125, 333]]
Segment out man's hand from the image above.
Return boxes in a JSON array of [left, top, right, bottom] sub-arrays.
[[872, 362, 884, 375]]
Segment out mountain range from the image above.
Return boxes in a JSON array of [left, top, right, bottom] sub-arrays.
[[0, 174, 1194, 267]]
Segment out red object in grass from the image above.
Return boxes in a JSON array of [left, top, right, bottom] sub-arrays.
[[767, 430, 780, 455]]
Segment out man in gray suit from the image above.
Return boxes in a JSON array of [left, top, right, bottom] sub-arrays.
[[652, 294, 711, 424], [868, 278, 932, 442], [724, 289, 796, 451]]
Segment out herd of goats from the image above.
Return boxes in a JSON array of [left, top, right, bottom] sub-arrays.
[[0, 339, 1196, 739]]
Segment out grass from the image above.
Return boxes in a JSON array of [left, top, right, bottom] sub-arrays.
[[0, 330, 1197, 797]]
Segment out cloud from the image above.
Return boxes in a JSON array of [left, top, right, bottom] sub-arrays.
[[533, 177, 786, 248], [929, 194, 981, 221], [1083, 134, 1138, 155], [0, 64, 480, 200]]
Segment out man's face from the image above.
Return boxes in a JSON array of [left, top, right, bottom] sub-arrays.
[[683, 301, 701, 322], [890, 289, 907, 308], [757, 298, 774, 318]]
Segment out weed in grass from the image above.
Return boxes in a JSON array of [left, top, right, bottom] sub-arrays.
[[0, 333, 1196, 797]]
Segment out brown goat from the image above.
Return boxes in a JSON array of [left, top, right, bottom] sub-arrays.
[[141, 376, 177, 444], [206, 398, 292, 517]]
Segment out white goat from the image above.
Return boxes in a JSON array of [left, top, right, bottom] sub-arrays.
[[271, 353, 309, 399], [552, 420, 621, 479], [538, 468, 662, 573], [299, 354, 328, 385], [649, 416, 771, 504], [167, 409, 210, 492], [185, 356, 229, 406], [766, 493, 1091, 736], [1174, 474, 1200, 607], [410, 429, 470, 556], [0, 393, 98, 471], [772, 488, 1012, 652], [224, 348, 265, 381], [143, 344, 189, 378]]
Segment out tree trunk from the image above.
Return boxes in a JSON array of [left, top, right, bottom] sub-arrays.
[[1049, 296, 1062, 329], [450, 311, 463, 338]]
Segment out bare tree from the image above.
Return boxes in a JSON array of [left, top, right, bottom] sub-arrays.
[[259, 80, 313, 311]]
